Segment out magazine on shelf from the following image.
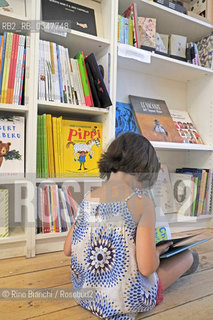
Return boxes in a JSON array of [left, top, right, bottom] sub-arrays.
[[129, 95, 183, 143], [170, 109, 203, 144]]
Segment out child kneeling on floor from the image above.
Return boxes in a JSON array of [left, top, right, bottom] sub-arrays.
[[64, 132, 199, 320]]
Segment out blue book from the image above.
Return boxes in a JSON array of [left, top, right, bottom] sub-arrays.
[[116, 101, 140, 137], [0, 33, 7, 97], [56, 44, 63, 103], [160, 237, 211, 259]]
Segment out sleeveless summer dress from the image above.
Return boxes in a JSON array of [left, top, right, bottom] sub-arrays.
[[71, 190, 159, 320]]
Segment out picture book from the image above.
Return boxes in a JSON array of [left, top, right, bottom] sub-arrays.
[[115, 101, 140, 137], [0, 189, 8, 238], [159, 236, 211, 259], [170, 173, 194, 216], [151, 164, 176, 214], [41, 0, 97, 36], [129, 95, 183, 143], [170, 109, 203, 144], [62, 119, 102, 177], [137, 17, 156, 51], [0, 114, 25, 178]]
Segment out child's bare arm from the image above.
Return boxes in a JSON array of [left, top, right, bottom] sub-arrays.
[[64, 225, 74, 256]]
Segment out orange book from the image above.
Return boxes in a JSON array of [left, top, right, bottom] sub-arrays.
[[6, 33, 17, 104]]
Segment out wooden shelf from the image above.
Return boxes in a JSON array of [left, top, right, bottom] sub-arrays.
[[38, 101, 109, 115], [151, 142, 213, 151], [119, 0, 213, 42], [40, 29, 110, 57], [0, 104, 28, 113], [117, 44, 213, 82]]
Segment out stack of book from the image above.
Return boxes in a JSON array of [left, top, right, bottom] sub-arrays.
[[37, 184, 77, 234], [38, 40, 112, 108], [36, 115, 103, 178], [0, 32, 27, 105]]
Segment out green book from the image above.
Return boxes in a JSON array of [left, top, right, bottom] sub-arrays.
[[36, 116, 41, 178], [42, 114, 48, 178], [74, 51, 93, 107], [192, 177, 198, 216]]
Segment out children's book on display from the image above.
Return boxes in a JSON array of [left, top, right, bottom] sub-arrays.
[[0, 114, 25, 178], [129, 95, 183, 143]]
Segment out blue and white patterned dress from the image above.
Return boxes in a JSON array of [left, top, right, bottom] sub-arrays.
[[71, 190, 159, 320]]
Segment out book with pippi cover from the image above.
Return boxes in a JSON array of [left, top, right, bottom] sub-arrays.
[[129, 95, 183, 143], [169, 109, 203, 144], [62, 119, 103, 177]]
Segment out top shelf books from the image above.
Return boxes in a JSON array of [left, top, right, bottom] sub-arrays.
[[119, 0, 213, 42]]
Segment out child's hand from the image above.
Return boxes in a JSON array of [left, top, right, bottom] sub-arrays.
[[156, 241, 173, 258]]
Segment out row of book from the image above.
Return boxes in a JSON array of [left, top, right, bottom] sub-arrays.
[[38, 40, 112, 108], [37, 114, 103, 178], [116, 95, 203, 144], [151, 165, 213, 217], [118, 2, 213, 69], [0, 32, 27, 105], [37, 184, 77, 234], [0, 189, 8, 238]]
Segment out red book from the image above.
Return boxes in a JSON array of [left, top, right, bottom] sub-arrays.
[[6, 33, 16, 104], [67, 187, 78, 219], [10, 34, 19, 104], [43, 186, 51, 233], [51, 185, 59, 232]]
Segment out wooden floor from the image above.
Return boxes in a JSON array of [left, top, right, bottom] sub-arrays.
[[1, 229, 213, 320]]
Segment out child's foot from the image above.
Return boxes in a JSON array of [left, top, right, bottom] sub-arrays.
[[182, 250, 199, 277]]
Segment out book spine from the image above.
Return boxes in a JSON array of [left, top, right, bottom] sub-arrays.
[[52, 116, 60, 178], [117, 14, 121, 43], [129, 18, 133, 46], [55, 184, 62, 232], [120, 16, 125, 44], [18, 47, 26, 105], [1, 32, 10, 103], [10, 34, 19, 104], [6, 33, 16, 104], [75, 51, 94, 107], [43, 186, 51, 233], [51, 185, 59, 232], [13, 35, 25, 104], [0, 33, 6, 99], [124, 17, 129, 45], [48, 185, 54, 232], [56, 44, 63, 103], [52, 42, 60, 102], [71, 58, 85, 106]]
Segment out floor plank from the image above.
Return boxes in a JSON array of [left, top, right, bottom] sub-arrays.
[[1, 228, 213, 320]]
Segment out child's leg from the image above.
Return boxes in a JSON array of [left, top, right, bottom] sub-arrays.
[[156, 250, 193, 291]]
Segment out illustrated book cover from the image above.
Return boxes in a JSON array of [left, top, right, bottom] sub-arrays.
[[115, 101, 140, 137], [129, 95, 183, 143], [170, 109, 203, 144], [62, 119, 102, 177], [41, 0, 97, 36], [0, 114, 25, 177], [137, 17, 156, 50]]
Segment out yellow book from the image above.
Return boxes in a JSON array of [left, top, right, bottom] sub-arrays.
[[52, 117, 60, 178], [56, 116, 62, 177], [1, 33, 12, 103], [46, 114, 55, 178], [62, 119, 103, 177]]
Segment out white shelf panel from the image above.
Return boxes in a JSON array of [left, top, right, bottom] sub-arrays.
[[117, 48, 213, 82], [167, 214, 212, 223], [0, 228, 26, 245], [36, 231, 68, 240], [119, 0, 213, 42], [40, 29, 110, 56], [0, 178, 27, 185], [38, 101, 109, 115], [151, 142, 213, 151], [0, 104, 28, 113]]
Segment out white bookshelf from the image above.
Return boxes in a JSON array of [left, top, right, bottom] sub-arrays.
[[116, 0, 213, 232], [1, 0, 213, 259]]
